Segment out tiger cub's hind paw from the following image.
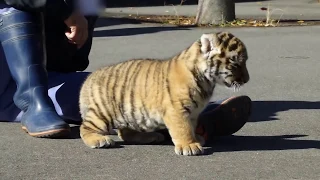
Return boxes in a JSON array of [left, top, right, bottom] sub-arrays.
[[82, 134, 115, 149]]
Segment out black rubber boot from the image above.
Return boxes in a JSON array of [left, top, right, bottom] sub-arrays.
[[0, 10, 70, 138]]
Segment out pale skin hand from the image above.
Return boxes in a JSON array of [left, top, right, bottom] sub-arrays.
[[64, 11, 88, 49]]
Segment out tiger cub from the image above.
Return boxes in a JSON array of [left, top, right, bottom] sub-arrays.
[[79, 32, 250, 156]]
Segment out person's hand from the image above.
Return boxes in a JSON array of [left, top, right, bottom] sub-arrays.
[[64, 11, 88, 49]]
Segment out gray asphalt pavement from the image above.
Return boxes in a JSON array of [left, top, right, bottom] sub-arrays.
[[105, 0, 320, 20], [1, 18, 320, 180]]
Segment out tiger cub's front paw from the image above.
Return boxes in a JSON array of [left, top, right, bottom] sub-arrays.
[[82, 134, 115, 149], [174, 142, 204, 156]]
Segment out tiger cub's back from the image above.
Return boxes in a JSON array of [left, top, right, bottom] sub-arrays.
[[79, 59, 170, 132]]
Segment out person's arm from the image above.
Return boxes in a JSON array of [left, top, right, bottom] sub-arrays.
[[3, 0, 73, 20], [4, 0, 88, 48]]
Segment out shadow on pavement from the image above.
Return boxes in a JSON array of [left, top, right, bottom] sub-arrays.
[[205, 134, 320, 154], [250, 101, 320, 122], [68, 125, 320, 155], [69, 126, 81, 139], [66, 100, 320, 155], [94, 17, 145, 28], [105, 0, 272, 8], [93, 26, 191, 37], [93, 17, 192, 37]]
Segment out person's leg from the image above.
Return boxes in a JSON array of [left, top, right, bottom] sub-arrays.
[[0, 71, 90, 123], [45, 71, 90, 124], [0, 9, 97, 123], [0, 9, 70, 137], [0, 45, 21, 121], [41, 15, 97, 123]]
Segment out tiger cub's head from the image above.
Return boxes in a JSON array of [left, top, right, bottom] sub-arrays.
[[197, 32, 249, 91]]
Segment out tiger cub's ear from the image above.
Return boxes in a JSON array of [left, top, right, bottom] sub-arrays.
[[200, 33, 221, 59]]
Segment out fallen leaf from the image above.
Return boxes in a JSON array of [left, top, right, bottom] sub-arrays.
[[260, 7, 268, 11], [297, 20, 304, 23]]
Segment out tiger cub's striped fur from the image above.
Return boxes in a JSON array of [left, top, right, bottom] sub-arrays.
[[79, 32, 249, 156]]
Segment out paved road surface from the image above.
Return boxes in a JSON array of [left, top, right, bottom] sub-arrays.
[[105, 0, 320, 20], [0, 19, 319, 179]]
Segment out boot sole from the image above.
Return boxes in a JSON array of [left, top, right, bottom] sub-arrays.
[[21, 126, 70, 138], [199, 95, 252, 137]]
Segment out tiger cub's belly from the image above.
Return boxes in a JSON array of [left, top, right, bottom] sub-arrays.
[[115, 111, 166, 132]]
